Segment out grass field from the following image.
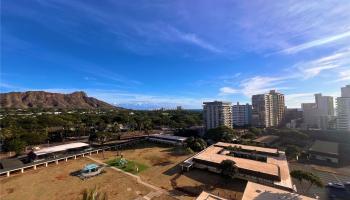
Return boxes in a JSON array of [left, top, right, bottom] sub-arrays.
[[0, 158, 153, 200], [106, 157, 149, 174]]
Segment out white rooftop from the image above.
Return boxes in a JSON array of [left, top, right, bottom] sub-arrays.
[[34, 142, 89, 155], [149, 134, 187, 142]]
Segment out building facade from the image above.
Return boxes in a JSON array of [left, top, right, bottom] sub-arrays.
[[232, 102, 252, 127], [302, 93, 335, 130], [337, 85, 350, 131], [283, 108, 303, 128], [203, 101, 233, 130], [252, 90, 285, 128]]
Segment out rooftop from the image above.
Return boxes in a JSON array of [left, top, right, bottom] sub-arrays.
[[196, 191, 228, 200], [215, 142, 279, 155], [191, 142, 293, 190], [309, 140, 339, 156], [149, 134, 187, 142], [242, 182, 316, 200], [203, 101, 232, 105], [193, 146, 280, 178], [34, 142, 89, 155]]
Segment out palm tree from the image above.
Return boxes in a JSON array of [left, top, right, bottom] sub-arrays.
[[96, 131, 112, 159], [290, 170, 323, 194], [82, 187, 108, 200]]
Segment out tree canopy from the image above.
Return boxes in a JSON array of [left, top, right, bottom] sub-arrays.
[[205, 126, 237, 143], [219, 159, 238, 178], [185, 137, 207, 152]]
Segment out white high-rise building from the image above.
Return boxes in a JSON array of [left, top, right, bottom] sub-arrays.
[[252, 90, 285, 128], [337, 85, 350, 131], [203, 101, 232, 130], [302, 93, 335, 130], [232, 102, 252, 127]]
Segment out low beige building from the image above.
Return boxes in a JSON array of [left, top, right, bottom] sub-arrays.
[[242, 182, 316, 200], [182, 142, 294, 191]]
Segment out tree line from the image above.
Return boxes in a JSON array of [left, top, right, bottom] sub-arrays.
[[0, 109, 202, 155]]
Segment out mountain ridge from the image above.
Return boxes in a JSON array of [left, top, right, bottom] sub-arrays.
[[0, 91, 116, 109]]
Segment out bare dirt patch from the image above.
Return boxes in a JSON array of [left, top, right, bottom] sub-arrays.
[[0, 158, 152, 200]]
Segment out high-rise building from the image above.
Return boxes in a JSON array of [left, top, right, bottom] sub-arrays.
[[252, 90, 285, 127], [283, 108, 303, 128], [337, 85, 350, 131], [302, 93, 335, 130], [232, 102, 252, 127], [203, 101, 232, 130]]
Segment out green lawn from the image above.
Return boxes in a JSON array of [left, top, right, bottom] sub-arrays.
[[106, 157, 149, 174]]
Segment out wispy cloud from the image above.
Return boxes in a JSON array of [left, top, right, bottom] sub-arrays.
[[240, 76, 290, 96], [218, 75, 290, 97], [280, 30, 350, 54], [333, 69, 350, 83], [285, 93, 316, 108], [219, 87, 239, 95], [0, 82, 18, 90], [292, 48, 350, 79], [173, 29, 222, 53]]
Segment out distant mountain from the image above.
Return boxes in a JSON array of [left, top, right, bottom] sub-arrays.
[[0, 91, 116, 109]]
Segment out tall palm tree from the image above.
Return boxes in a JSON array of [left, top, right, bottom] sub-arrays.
[[82, 187, 108, 200], [290, 170, 323, 194]]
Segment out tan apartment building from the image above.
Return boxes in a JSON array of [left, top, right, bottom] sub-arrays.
[[203, 101, 233, 130], [252, 90, 285, 128], [337, 85, 350, 131], [302, 93, 335, 130]]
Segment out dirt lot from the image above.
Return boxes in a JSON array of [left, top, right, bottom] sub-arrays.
[[92, 142, 247, 200], [0, 158, 153, 200]]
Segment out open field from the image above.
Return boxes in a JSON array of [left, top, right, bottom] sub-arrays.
[[0, 157, 153, 200], [1, 142, 249, 200], [91, 142, 247, 200]]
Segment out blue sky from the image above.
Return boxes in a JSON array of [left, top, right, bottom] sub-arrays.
[[1, 0, 350, 109]]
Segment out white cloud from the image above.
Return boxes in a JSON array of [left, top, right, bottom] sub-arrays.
[[177, 32, 222, 53], [292, 48, 350, 79], [280, 30, 350, 54], [217, 75, 291, 98], [219, 87, 239, 95], [0, 82, 18, 90], [285, 93, 315, 108], [334, 69, 350, 82], [240, 76, 288, 97]]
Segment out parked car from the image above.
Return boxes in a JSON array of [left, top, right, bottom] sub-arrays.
[[327, 182, 345, 189]]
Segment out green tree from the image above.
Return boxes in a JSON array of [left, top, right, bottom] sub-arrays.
[[219, 160, 238, 179], [241, 132, 256, 140], [205, 126, 237, 142], [290, 170, 323, 194], [285, 145, 301, 160], [82, 186, 108, 200], [185, 137, 207, 152], [249, 127, 262, 135], [7, 139, 27, 156]]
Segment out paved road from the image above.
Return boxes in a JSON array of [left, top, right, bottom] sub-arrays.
[[289, 162, 350, 200]]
